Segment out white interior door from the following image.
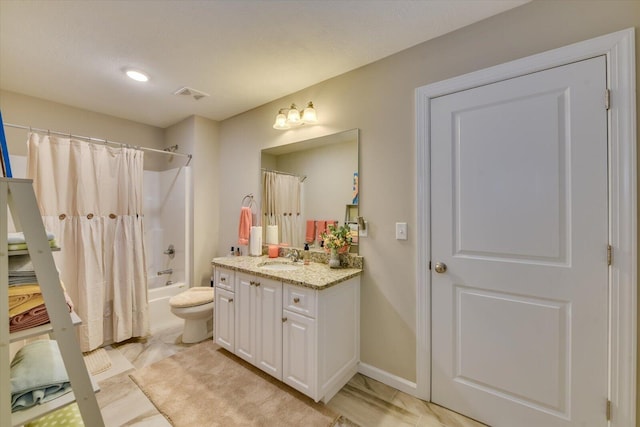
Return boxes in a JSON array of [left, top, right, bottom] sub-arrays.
[[430, 56, 608, 427]]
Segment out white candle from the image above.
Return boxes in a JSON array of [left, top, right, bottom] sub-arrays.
[[265, 225, 279, 244]]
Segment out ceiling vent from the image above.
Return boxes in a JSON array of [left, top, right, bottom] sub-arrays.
[[173, 86, 209, 101]]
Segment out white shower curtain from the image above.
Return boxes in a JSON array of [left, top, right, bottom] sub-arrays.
[[262, 171, 303, 247], [27, 133, 149, 352]]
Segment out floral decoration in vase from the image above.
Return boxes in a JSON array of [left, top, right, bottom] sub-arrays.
[[321, 224, 352, 268]]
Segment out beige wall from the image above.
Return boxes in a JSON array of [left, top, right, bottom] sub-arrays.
[[217, 0, 640, 388], [0, 90, 165, 159]]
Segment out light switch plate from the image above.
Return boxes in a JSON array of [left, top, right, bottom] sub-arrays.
[[359, 221, 368, 238], [396, 222, 407, 240]]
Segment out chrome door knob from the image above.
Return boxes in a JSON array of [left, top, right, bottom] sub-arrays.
[[434, 262, 447, 274]]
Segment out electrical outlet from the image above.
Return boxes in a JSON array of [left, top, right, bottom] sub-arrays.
[[396, 222, 407, 240]]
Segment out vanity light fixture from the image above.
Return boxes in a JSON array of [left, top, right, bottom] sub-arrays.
[[125, 69, 149, 82], [273, 102, 317, 129]]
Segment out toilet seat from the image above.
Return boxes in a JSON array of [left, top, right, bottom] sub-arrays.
[[169, 286, 214, 308], [169, 287, 215, 344]]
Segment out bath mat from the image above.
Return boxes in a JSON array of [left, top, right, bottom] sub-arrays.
[[82, 348, 112, 375], [130, 341, 342, 426]]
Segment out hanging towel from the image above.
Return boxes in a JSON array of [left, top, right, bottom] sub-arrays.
[[326, 220, 337, 230], [316, 220, 327, 243], [237, 206, 252, 246], [305, 220, 316, 243]]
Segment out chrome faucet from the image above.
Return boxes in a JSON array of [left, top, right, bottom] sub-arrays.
[[286, 249, 301, 263], [157, 268, 173, 276]]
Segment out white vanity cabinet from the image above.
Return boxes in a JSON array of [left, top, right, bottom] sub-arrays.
[[212, 259, 361, 404], [214, 268, 235, 352], [283, 276, 360, 403], [235, 271, 283, 379]]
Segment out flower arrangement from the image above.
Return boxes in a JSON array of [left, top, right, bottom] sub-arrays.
[[321, 224, 353, 253]]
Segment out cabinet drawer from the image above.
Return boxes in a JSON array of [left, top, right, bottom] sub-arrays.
[[215, 268, 234, 291], [283, 284, 316, 318]]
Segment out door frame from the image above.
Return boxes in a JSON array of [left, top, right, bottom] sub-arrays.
[[415, 28, 636, 426]]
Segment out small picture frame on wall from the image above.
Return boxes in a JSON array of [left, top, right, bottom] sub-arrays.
[[0, 110, 12, 178]]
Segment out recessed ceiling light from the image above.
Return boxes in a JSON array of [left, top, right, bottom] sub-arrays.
[[126, 69, 149, 82]]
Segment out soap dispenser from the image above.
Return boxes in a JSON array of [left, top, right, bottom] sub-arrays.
[[303, 243, 310, 265]]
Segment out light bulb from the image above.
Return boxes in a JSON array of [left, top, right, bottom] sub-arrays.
[[287, 104, 301, 125], [273, 111, 290, 129], [302, 102, 317, 123], [126, 69, 149, 82]]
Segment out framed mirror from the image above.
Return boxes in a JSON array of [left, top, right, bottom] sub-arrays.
[[261, 129, 359, 253]]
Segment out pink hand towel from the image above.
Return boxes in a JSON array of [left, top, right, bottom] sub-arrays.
[[305, 220, 316, 243], [316, 220, 326, 242], [326, 220, 336, 230], [238, 206, 252, 245]]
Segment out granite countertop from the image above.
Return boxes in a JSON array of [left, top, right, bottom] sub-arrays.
[[211, 256, 362, 290]]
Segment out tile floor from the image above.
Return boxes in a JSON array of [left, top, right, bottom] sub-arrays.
[[95, 325, 486, 427]]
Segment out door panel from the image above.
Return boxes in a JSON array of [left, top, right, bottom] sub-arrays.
[[214, 287, 234, 352], [431, 57, 608, 426], [234, 272, 255, 364], [256, 278, 283, 379]]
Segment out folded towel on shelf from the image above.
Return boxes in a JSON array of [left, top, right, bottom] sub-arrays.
[[305, 220, 315, 243], [9, 290, 74, 333], [10, 340, 72, 412], [9, 275, 38, 286], [9, 255, 35, 272], [237, 206, 252, 246], [9, 284, 43, 316], [8, 231, 56, 245], [8, 239, 57, 252], [10, 304, 49, 333]]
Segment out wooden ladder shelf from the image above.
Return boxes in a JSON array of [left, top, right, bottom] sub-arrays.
[[1, 177, 104, 426]]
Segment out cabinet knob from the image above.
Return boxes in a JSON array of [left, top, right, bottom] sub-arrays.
[[254, 281, 260, 287], [228, 298, 233, 303], [220, 277, 226, 282], [282, 317, 288, 323], [293, 297, 300, 304]]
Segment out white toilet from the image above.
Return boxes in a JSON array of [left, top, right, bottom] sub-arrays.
[[169, 286, 214, 343]]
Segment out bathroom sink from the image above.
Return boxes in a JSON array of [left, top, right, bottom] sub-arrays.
[[258, 262, 302, 272]]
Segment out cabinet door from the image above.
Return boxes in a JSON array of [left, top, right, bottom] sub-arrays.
[[255, 277, 282, 379], [282, 310, 317, 399], [234, 272, 256, 364], [214, 288, 235, 352]]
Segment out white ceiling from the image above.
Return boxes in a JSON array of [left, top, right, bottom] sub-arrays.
[[0, 0, 529, 128]]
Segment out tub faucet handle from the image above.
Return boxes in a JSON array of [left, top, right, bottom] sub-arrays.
[[164, 244, 175, 258]]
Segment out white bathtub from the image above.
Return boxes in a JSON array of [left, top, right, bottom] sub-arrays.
[[148, 282, 188, 333]]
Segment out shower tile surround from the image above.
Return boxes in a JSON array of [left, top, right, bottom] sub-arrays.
[[212, 252, 363, 289]]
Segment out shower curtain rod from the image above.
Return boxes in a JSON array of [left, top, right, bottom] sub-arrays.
[[4, 122, 193, 165], [261, 168, 307, 182]]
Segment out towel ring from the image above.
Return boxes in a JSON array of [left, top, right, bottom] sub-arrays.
[[241, 194, 256, 208]]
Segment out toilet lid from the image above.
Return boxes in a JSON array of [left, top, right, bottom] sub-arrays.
[[169, 287, 214, 308]]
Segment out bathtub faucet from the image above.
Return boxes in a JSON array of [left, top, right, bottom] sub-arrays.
[[157, 268, 173, 276]]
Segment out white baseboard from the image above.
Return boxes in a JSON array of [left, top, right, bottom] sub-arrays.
[[357, 362, 419, 398]]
